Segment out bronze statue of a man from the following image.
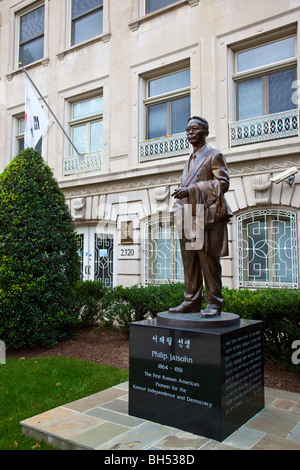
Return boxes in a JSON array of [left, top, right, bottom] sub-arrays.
[[170, 116, 232, 317]]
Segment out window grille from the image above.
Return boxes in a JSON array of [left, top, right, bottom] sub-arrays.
[[144, 215, 184, 284], [237, 209, 298, 288]]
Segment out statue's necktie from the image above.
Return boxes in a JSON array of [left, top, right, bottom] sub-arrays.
[[189, 153, 196, 172]]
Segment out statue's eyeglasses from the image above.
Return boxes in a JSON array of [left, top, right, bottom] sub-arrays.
[[186, 126, 202, 133]]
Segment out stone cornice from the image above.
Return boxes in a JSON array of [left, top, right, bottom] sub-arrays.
[[61, 156, 300, 199], [62, 172, 181, 199], [228, 156, 300, 177]]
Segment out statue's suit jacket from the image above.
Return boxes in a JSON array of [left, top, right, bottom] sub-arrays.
[[175, 143, 232, 257]]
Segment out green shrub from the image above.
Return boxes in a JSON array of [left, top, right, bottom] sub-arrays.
[[222, 287, 300, 369], [71, 280, 109, 324], [0, 148, 81, 348], [102, 282, 186, 334], [69, 278, 299, 370]]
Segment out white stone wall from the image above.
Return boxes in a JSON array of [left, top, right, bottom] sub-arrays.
[[0, 0, 299, 288]]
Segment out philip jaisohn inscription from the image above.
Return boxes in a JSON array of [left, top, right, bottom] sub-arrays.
[[151, 350, 193, 363]]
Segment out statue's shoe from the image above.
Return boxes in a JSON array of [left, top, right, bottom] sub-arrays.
[[169, 303, 201, 314], [201, 306, 221, 317]]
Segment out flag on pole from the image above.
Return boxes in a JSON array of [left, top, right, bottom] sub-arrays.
[[24, 77, 49, 149]]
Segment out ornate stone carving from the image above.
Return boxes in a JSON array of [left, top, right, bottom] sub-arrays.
[[62, 174, 181, 199], [252, 174, 271, 205], [154, 186, 170, 212], [73, 197, 86, 220], [228, 157, 300, 176]]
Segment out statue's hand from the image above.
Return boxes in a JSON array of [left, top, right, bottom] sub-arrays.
[[172, 187, 189, 199]]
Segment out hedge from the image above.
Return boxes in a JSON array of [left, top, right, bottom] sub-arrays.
[[101, 282, 186, 333], [222, 286, 300, 368], [72, 281, 300, 370]]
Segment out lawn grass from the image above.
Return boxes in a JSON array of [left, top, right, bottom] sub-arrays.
[[0, 357, 129, 450]]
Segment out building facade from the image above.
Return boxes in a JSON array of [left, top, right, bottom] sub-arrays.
[[0, 0, 299, 290]]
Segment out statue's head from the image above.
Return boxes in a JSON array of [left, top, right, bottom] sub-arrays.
[[186, 116, 209, 147]]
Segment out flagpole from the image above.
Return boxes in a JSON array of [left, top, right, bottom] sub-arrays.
[[20, 63, 82, 156]]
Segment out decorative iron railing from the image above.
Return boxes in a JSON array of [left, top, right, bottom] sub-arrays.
[[139, 132, 190, 162], [229, 109, 299, 147], [63, 151, 102, 175]]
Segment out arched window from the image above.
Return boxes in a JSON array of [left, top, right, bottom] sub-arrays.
[[237, 209, 298, 288], [144, 215, 184, 284]]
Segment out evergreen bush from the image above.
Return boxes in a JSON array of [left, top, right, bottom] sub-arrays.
[[72, 280, 299, 369], [71, 280, 109, 324], [102, 282, 186, 334], [0, 148, 81, 348], [222, 287, 300, 368]]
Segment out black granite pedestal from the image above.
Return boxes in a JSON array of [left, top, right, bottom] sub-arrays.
[[129, 313, 264, 442]]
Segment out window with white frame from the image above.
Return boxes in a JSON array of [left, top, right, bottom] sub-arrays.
[[16, 117, 25, 153], [229, 34, 299, 146], [19, 4, 45, 66], [69, 96, 103, 156], [139, 67, 190, 162], [145, 69, 190, 139], [144, 215, 184, 284], [237, 209, 298, 289], [16, 117, 42, 154], [71, 0, 103, 46], [234, 36, 297, 121], [145, 0, 178, 14]]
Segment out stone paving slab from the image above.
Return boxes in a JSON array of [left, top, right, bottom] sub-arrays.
[[20, 383, 300, 451], [72, 422, 132, 449], [251, 433, 300, 450], [287, 423, 300, 442]]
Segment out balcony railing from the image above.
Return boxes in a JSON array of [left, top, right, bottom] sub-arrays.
[[139, 132, 190, 162], [63, 151, 102, 176], [229, 109, 299, 147]]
